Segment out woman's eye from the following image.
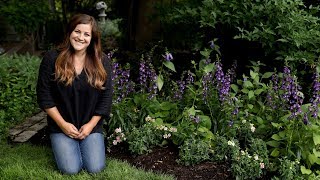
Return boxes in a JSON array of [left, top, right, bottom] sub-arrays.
[[85, 33, 90, 37]]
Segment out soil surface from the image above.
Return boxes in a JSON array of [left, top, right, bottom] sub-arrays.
[[27, 127, 233, 180]]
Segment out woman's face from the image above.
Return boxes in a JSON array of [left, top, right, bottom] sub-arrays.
[[69, 23, 92, 53]]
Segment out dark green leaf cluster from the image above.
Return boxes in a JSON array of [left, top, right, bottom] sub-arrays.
[[0, 0, 52, 36]]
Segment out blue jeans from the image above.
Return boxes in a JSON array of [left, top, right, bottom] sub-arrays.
[[50, 133, 106, 174]]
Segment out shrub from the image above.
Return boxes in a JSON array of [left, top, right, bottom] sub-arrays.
[[0, 54, 41, 139]]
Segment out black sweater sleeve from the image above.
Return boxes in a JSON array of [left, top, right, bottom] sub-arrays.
[[94, 55, 113, 118], [36, 51, 57, 110]]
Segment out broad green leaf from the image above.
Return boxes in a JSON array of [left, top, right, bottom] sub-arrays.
[[301, 166, 312, 175], [308, 154, 317, 164], [241, 89, 249, 93], [204, 63, 215, 74], [278, 131, 286, 138], [163, 61, 176, 72], [156, 74, 164, 91], [248, 91, 254, 99], [199, 115, 211, 129], [271, 122, 282, 128], [313, 133, 320, 145], [160, 102, 174, 110], [254, 89, 264, 95], [231, 84, 238, 93], [266, 140, 280, 147], [200, 49, 211, 58], [271, 148, 279, 157], [243, 81, 253, 88], [271, 134, 281, 140], [250, 70, 258, 79], [313, 149, 320, 157], [155, 118, 163, 125], [247, 104, 253, 109], [257, 117, 264, 124], [262, 72, 274, 79], [187, 106, 196, 116]]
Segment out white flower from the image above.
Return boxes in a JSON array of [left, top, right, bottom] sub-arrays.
[[163, 127, 168, 131], [110, 113, 113, 117], [227, 140, 235, 146], [250, 124, 255, 132], [241, 150, 245, 155], [242, 120, 246, 124], [113, 140, 117, 145], [115, 127, 122, 133], [167, 133, 171, 138], [163, 134, 168, 139], [260, 163, 265, 169], [145, 115, 152, 122], [254, 155, 259, 161]]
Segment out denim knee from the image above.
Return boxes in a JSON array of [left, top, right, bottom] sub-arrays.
[[60, 164, 82, 175], [86, 163, 105, 174]]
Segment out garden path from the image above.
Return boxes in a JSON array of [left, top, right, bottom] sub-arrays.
[[9, 111, 47, 143]]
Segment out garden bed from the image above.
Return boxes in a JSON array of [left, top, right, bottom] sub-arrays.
[[27, 128, 278, 180]]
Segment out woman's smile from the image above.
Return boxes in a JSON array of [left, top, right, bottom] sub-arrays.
[[70, 23, 92, 53]]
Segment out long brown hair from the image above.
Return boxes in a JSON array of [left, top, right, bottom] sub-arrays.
[[55, 14, 107, 90]]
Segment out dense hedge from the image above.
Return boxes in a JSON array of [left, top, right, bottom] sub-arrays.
[[0, 54, 40, 139]]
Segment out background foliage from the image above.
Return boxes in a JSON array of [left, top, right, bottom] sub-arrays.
[[0, 54, 40, 139]]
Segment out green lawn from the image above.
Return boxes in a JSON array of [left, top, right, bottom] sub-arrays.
[[0, 142, 174, 180]]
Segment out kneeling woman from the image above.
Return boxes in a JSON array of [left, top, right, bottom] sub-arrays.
[[37, 14, 112, 174]]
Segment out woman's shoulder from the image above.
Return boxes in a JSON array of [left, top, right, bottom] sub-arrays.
[[43, 49, 59, 60], [41, 49, 59, 65]]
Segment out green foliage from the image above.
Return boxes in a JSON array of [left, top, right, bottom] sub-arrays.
[[126, 123, 163, 155], [99, 19, 122, 50], [177, 136, 212, 166], [156, 0, 320, 65], [0, 0, 51, 38], [231, 150, 263, 180], [0, 54, 41, 139], [0, 143, 174, 180]]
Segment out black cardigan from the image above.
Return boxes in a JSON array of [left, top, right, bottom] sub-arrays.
[[36, 50, 113, 133]]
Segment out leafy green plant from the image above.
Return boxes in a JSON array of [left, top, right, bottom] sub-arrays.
[[177, 136, 212, 166], [99, 19, 122, 50], [0, 54, 41, 139], [0, 0, 52, 51], [126, 123, 163, 155]]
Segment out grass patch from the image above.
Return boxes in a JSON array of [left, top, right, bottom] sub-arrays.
[[0, 142, 174, 180]]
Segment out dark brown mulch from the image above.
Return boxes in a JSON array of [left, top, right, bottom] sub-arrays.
[[107, 144, 233, 180]]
